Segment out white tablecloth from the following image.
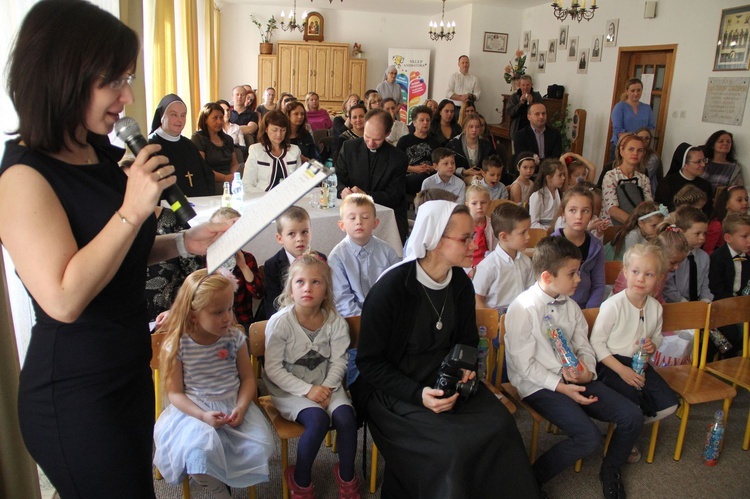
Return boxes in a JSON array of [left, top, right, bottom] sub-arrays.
[[185, 193, 403, 263]]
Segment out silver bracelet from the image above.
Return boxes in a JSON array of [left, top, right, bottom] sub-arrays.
[[175, 232, 194, 258]]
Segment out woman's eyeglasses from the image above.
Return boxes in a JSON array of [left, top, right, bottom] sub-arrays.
[[107, 74, 136, 90]]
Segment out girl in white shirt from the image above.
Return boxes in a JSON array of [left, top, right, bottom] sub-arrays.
[[590, 244, 679, 459], [528, 158, 566, 229]]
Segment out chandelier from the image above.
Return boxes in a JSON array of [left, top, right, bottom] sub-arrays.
[[551, 0, 598, 22], [281, 0, 307, 32], [429, 0, 456, 41]]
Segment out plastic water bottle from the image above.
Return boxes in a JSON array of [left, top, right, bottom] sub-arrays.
[[703, 410, 725, 466], [709, 329, 733, 354], [221, 181, 231, 208], [477, 326, 489, 381], [326, 159, 337, 209], [632, 338, 649, 376], [742, 279, 750, 296], [543, 315, 583, 375], [231, 172, 244, 211]]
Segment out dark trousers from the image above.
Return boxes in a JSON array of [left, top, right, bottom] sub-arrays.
[[524, 380, 643, 484], [597, 355, 679, 413]]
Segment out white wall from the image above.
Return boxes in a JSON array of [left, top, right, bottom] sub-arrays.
[[520, 0, 750, 179], [219, 2, 522, 120]]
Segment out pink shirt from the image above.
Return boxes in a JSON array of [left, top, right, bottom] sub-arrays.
[[306, 109, 333, 131]]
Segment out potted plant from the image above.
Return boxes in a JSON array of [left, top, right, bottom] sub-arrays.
[[251, 15, 278, 55]]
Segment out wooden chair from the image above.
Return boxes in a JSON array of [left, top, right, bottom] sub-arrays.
[[702, 295, 750, 450], [489, 198, 515, 214], [496, 314, 548, 464], [248, 321, 304, 499], [604, 261, 623, 286], [655, 301, 737, 461], [151, 333, 257, 499], [527, 228, 549, 248]]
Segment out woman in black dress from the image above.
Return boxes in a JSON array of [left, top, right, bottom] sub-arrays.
[[0, 2, 228, 497], [191, 102, 240, 193], [353, 201, 541, 498]]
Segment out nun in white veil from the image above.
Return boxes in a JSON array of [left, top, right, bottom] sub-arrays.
[[375, 65, 403, 105], [352, 200, 542, 499]]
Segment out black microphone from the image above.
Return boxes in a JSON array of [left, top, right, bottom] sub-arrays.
[[115, 117, 196, 225]]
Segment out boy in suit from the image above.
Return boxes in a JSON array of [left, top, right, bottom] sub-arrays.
[[264, 206, 326, 319], [709, 212, 750, 356]]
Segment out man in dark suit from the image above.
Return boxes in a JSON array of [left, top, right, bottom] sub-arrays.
[[507, 75, 543, 141], [336, 109, 409, 242], [513, 103, 562, 161]]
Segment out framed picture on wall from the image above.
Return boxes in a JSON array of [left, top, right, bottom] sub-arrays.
[[605, 18, 619, 47], [559, 25, 569, 49], [591, 35, 603, 62], [303, 11, 324, 42], [484, 32, 508, 53], [567, 36, 579, 61], [537, 52, 546, 73], [578, 49, 589, 74], [547, 39, 557, 62], [522, 31, 531, 51], [530, 39, 539, 61], [713, 5, 750, 71]]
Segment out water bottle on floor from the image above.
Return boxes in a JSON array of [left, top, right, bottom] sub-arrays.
[[703, 410, 724, 466]]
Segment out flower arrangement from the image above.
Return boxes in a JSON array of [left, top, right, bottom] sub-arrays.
[[503, 50, 527, 84], [352, 43, 364, 57], [251, 15, 278, 43]]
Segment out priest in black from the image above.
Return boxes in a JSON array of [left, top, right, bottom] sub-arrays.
[[336, 109, 408, 243], [148, 94, 215, 197]]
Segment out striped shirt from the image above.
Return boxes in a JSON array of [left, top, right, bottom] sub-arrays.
[[178, 327, 245, 400]]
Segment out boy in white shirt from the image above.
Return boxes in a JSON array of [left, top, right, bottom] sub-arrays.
[[474, 203, 533, 312], [421, 148, 466, 204], [505, 236, 642, 499], [479, 155, 509, 200]]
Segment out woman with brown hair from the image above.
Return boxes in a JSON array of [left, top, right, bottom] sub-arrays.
[[285, 100, 320, 162], [192, 102, 239, 192], [0, 2, 229, 496], [244, 110, 302, 192]]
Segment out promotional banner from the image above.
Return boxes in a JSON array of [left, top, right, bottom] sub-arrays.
[[388, 48, 431, 124]]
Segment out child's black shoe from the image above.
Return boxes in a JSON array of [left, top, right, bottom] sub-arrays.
[[599, 461, 626, 499]]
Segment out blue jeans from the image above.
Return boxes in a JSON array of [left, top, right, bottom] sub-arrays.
[[524, 380, 643, 484]]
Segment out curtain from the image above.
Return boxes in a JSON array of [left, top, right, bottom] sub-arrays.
[[119, 0, 148, 131], [148, 0, 220, 138]]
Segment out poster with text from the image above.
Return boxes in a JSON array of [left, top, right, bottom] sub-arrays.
[[389, 48, 431, 124]]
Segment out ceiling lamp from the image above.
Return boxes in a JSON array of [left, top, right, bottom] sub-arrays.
[[551, 0, 598, 22], [280, 0, 307, 32], [429, 0, 456, 41]]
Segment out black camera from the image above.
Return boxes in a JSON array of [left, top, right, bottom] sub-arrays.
[[434, 344, 479, 399]]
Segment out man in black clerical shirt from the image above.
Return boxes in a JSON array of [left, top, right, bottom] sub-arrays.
[[336, 109, 408, 243]]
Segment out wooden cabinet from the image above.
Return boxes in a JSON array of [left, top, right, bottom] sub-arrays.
[[348, 58, 367, 99], [258, 41, 365, 108], [257, 55, 277, 91]]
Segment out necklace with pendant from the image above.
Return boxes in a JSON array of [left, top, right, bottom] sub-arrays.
[[422, 285, 449, 330]]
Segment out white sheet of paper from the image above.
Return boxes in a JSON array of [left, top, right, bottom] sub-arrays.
[[206, 160, 332, 273], [640, 73, 654, 105]]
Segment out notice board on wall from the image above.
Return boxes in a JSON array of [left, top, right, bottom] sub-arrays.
[[702, 76, 749, 126]]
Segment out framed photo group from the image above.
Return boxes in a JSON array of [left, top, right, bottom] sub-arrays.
[[713, 4, 750, 71]]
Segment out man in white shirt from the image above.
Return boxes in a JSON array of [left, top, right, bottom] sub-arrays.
[[446, 55, 481, 109]]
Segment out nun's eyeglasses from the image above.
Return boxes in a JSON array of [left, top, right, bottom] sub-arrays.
[[442, 235, 474, 247]]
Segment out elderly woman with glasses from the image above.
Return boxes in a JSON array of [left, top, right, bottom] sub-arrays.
[[656, 144, 714, 215], [351, 200, 541, 499]]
